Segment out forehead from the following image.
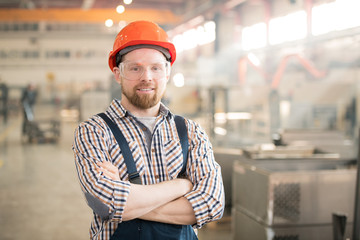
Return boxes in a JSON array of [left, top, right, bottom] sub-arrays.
[[122, 48, 167, 63]]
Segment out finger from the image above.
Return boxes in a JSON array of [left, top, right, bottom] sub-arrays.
[[97, 161, 114, 172], [96, 162, 120, 181], [99, 167, 114, 178], [96, 161, 105, 168], [103, 162, 118, 174]]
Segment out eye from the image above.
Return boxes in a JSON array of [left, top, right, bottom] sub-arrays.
[[127, 64, 142, 72], [151, 63, 165, 72]]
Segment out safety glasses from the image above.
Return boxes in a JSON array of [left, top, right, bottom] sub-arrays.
[[119, 61, 170, 81]]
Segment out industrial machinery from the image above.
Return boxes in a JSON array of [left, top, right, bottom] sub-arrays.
[[22, 101, 60, 143], [0, 82, 8, 123], [230, 130, 357, 240], [214, 148, 243, 214], [232, 158, 355, 240]]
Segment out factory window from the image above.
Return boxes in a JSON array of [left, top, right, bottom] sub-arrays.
[[0, 50, 7, 59], [0, 50, 40, 59], [0, 23, 38, 32], [312, 0, 360, 36], [269, 11, 307, 45], [172, 21, 216, 53], [23, 50, 40, 59], [242, 23, 267, 50], [75, 50, 92, 58], [45, 23, 105, 32], [198, 21, 216, 45], [45, 50, 71, 59]]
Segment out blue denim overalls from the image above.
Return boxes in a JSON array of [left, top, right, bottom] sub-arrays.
[[110, 219, 198, 239]]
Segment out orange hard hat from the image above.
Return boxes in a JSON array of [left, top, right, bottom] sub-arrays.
[[108, 20, 176, 71]]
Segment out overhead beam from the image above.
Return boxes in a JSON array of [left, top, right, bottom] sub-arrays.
[[0, 8, 182, 24]]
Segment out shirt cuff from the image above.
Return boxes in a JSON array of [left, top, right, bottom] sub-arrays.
[[184, 190, 209, 228], [111, 180, 131, 221]]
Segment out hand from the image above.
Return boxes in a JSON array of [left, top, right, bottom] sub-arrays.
[[174, 178, 193, 195], [97, 161, 120, 181]]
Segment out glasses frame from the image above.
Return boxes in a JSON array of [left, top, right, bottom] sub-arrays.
[[119, 61, 171, 81]]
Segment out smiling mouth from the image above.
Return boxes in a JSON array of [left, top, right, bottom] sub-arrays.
[[138, 88, 152, 91], [137, 88, 155, 93]]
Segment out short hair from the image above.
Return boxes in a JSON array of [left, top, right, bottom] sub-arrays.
[[115, 44, 171, 67]]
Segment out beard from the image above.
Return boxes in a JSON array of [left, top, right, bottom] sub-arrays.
[[121, 82, 164, 109]]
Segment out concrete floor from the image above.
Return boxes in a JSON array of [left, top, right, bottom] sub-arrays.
[[0, 112, 232, 240]]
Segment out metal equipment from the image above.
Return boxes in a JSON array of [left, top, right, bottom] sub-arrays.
[[22, 101, 60, 143], [214, 148, 242, 213], [233, 208, 353, 240], [333, 213, 347, 240], [232, 147, 356, 240], [232, 132, 356, 240]]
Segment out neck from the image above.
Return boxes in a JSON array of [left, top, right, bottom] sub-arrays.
[[121, 99, 160, 117]]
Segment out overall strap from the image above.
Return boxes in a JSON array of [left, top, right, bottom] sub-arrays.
[[174, 115, 189, 177], [98, 113, 189, 183], [97, 113, 141, 184]]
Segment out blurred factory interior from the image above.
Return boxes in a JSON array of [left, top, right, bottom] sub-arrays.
[[0, 0, 360, 239]]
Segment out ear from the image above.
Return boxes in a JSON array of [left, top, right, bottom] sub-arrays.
[[166, 67, 171, 82], [113, 67, 122, 84]]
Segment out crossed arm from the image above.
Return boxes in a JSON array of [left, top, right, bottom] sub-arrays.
[[97, 161, 197, 225]]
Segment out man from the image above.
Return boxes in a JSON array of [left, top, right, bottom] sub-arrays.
[[0, 79, 9, 123], [21, 83, 38, 134], [73, 20, 224, 240]]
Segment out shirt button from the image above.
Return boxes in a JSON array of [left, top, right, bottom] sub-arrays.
[[155, 175, 159, 179], [151, 149, 155, 153], [142, 127, 147, 131]]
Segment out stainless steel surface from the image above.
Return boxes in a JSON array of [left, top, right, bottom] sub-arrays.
[[232, 159, 356, 226], [242, 144, 317, 159], [280, 129, 357, 160], [232, 209, 353, 240], [214, 148, 243, 211]]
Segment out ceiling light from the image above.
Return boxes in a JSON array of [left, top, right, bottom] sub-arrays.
[[124, 0, 132, 4], [105, 19, 114, 27], [214, 127, 227, 136], [173, 73, 185, 87], [116, 5, 125, 14]]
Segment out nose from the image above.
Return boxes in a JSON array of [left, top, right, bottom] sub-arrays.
[[140, 67, 153, 81]]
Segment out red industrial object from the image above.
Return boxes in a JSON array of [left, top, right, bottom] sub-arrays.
[[238, 53, 326, 88], [271, 54, 326, 89], [238, 56, 269, 85]]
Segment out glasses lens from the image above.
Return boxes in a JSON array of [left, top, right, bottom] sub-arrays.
[[120, 62, 169, 80]]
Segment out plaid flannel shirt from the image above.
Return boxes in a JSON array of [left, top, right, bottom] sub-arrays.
[[73, 99, 224, 240]]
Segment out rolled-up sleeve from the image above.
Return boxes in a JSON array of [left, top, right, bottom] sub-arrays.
[[184, 120, 225, 228], [73, 119, 131, 222]]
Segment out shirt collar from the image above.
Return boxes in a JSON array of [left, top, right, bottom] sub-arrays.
[[107, 99, 173, 120]]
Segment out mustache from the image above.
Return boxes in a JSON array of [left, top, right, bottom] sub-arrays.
[[135, 83, 156, 89]]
